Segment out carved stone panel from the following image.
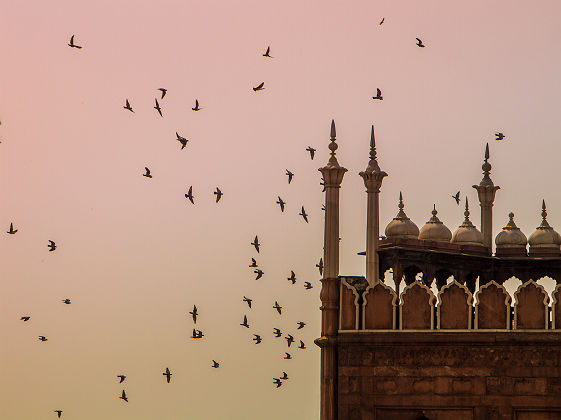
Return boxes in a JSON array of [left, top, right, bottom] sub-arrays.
[[553, 284, 561, 330], [363, 282, 397, 330], [514, 280, 549, 329], [340, 279, 358, 330], [400, 282, 436, 329], [438, 280, 473, 329], [475, 281, 511, 329]]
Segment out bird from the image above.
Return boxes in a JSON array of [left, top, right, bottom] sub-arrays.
[[304, 282, 313, 290], [119, 390, 128, 402], [117, 375, 126, 383], [320, 180, 326, 192], [47, 240, 56, 251], [321, 205, 325, 211], [273, 301, 282, 315], [123, 99, 134, 112], [287, 271, 296, 284], [243, 296, 252, 308], [297, 321, 305, 329], [253, 82, 265, 91], [254, 269, 264, 280], [249, 258, 258, 267], [191, 329, 204, 339], [20, 316, 30, 321], [192, 99, 202, 111], [380, 235, 387, 240], [7, 223, 17, 234], [280, 372, 288, 380], [54, 410, 63, 418], [62, 299, 71, 304], [212, 360, 220, 368], [251, 235, 260, 253], [299, 206, 309, 223], [495, 132, 505, 141], [316, 258, 324, 276], [176, 132, 188, 150], [379, 17, 384, 25], [273, 328, 282, 337], [163, 367, 172, 383], [372, 88, 383, 100], [452, 191, 460, 205], [214, 187, 223, 203], [240, 315, 249, 328], [285, 334, 294, 347], [299, 340, 306, 349], [253, 334, 262, 344], [284, 352, 292, 360], [189, 305, 198, 323], [416, 37, 425, 47], [68, 35, 82, 49], [38, 336, 48, 341], [306, 146, 316, 160], [276, 196, 286, 212], [285, 169, 294, 184], [185, 186, 194, 204], [154, 99, 163, 117], [273, 377, 282, 388], [143, 167, 152, 178], [158, 88, 167, 99], [263, 46, 272, 58]]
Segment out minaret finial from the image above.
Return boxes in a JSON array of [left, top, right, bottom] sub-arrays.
[[485, 143, 489, 161], [369, 125, 377, 161], [327, 119, 339, 165]]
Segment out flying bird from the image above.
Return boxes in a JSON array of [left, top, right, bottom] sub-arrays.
[[273, 328, 282, 337], [176, 132, 188, 150], [306, 146, 316, 160], [185, 186, 194, 204], [249, 258, 258, 267], [54, 410, 63, 418], [284, 352, 292, 360], [372, 88, 383, 100], [321, 205, 325, 211], [304, 281, 313, 290], [299, 340, 306, 349], [158, 88, 167, 99], [263, 46, 272, 58], [287, 271, 296, 284], [214, 187, 223, 203], [299, 206, 309, 223], [285, 334, 294, 347], [253, 334, 262, 344], [123, 99, 134, 112], [68, 35, 82, 49], [495, 132, 505, 141], [273, 301, 282, 315], [143, 167, 152, 178], [253, 82, 265, 92], [7, 223, 17, 234], [62, 299, 71, 304], [320, 180, 326, 192], [119, 390, 128, 402], [379, 17, 384, 25], [189, 305, 198, 323], [285, 169, 294, 184], [163, 367, 172, 383], [280, 372, 288, 380], [154, 98, 163, 117], [273, 377, 282, 388], [212, 360, 220, 368], [452, 191, 460, 205], [39, 336, 48, 341], [192, 99, 201, 111], [48, 240, 56, 251], [191, 329, 204, 338], [251, 236, 260, 253], [117, 375, 126, 383], [297, 321, 306, 329], [243, 296, 252, 308], [276, 196, 286, 212], [416, 37, 425, 47], [316, 258, 324, 276], [254, 269, 264, 280], [21, 316, 30, 321], [240, 315, 249, 328]]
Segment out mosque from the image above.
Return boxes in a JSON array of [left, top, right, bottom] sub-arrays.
[[315, 121, 561, 420]]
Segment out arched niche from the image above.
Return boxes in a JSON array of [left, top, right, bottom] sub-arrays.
[[514, 279, 550, 329], [553, 283, 561, 330], [474, 281, 512, 330], [339, 278, 360, 330], [399, 281, 436, 330], [437, 280, 473, 329], [363, 281, 397, 330]]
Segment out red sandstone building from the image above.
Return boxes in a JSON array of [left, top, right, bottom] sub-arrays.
[[315, 121, 561, 420]]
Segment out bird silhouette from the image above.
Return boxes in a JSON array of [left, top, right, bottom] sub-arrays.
[[158, 88, 167, 99], [316, 258, 324, 276], [286, 169, 294, 184], [189, 305, 198, 323], [273, 301, 282, 315], [379, 17, 384, 25], [154, 99, 163, 117], [495, 132, 505, 141], [192, 99, 201, 111], [119, 390, 128, 402], [38, 336, 48, 341], [287, 271, 296, 284], [299, 206, 309, 223], [253, 82, 265, 91], [7, 223, 17, 234], [299, 340, 306, 349], [304, 282, 313, 290], [284, 352, 292, 360], [306, 146, 316, 160], [297, 321, 305, 329], [273, 377, 282, 388], [254, 269, 264, 280], [185, 186, 194, 204], [240, 315, 249, 328], [452, 191, 460, 205], [321, 205, 325, 211], [280, 372, 288, 380], [276, 196, 286, 212], [416, 37, 425, 47], [212, 360, 220, 368], [372, 88, 383, 100], [273, 328, 282, 337], [191, 329, 204, 338], [163, 367, 172, 383], [48, 240, 56, 251], [21, 316, 30, 321], [249, 258, 258, 267], [320, 180, 326, 192], [62, 299, 71, 304], [251, 236, 260, 253], [253, 334, 262, 344], [263, 46, 272, 58], [68, 35, 82, 49], [214, 187, 223, 203], [243, 296, 252, 308], [117, 375, 126, 383], [54, 410, 63, 418], [176, 132, 188, 150], [123, 99, 134, 112], [285, 334, 294, 347], [143, 167, 152, 178]]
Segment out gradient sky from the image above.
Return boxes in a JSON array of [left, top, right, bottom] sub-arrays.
[[2, 1, 561, 419]]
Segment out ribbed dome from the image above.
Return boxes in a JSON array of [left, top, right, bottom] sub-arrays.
[[528, 200, 561, 248], [495, 212, 527, 248], [385, 192, 419, 239], [451, 198, 484, 245], [419, 205, 452, 242]]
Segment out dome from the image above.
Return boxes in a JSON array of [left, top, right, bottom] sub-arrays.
[[495, 212, 527, 248], [528, 200, 561, 248], [451, 198, 484, 245], [418, 205, 452, 242], [385, 192, 419, 239]]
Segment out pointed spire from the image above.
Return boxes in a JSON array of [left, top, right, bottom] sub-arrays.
[[395, 191, 408, 220], [427, 204, 442, 223], [485, 143, 489, 161], [539, 199, 551, 229], [464, 197, 470, 220], [457, 197, 476, 228], [326, 119, 340, 167], [330, 119, 336, 139]]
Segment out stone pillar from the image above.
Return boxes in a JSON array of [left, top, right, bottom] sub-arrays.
[[359, 125, 387, 286]]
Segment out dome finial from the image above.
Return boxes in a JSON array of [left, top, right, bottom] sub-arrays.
[[432, 204, 437, 217], [464, 197, 470, 220]]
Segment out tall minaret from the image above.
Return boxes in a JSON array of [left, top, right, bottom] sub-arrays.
[[472, 143, 500, 253], [317, 120, 346, 420], [359, 125, 387, 285]]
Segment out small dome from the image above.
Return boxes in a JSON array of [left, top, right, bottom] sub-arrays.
[[385, 192, 419, 239], [495, 212, 527, 248], [451, 198, 484, 245], [528, 201, 561, 248], [419, 205, 452, 242]]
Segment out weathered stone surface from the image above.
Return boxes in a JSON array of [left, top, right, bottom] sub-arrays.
[[340, 280, 358, 330], [514, 280, 549, 329], [475, 281, 511, 329], [400, 282, 435, 329], [363, 282, 396, 329], [553, 284, 561, 329], [438, 281, 473, 329]]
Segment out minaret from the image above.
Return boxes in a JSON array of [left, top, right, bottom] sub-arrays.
[[359, 125, 387, 285], [472, 143, 500, 253], [317, 120, 347, 420]]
